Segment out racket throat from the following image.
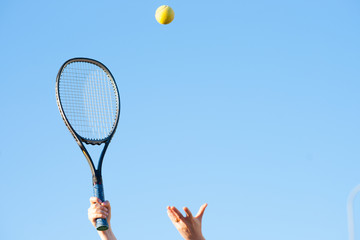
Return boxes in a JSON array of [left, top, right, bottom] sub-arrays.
[[92, 171, 103, 185]]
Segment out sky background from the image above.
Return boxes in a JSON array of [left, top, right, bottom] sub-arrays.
[[1, 0, 360, 239]]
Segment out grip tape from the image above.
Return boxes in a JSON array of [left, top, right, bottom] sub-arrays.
[[93, 183, 109, 231]]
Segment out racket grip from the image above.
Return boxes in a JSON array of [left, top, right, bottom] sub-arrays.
[[93, 183, 109, 231]]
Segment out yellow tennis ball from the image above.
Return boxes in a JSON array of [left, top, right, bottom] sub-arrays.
[[155, 5, 175, 25]]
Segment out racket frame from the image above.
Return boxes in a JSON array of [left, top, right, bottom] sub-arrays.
[[55, 57, 120, 231]]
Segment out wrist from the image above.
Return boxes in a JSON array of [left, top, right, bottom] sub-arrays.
[[98, 227, 117, 240], [185, 237, 205, 240]]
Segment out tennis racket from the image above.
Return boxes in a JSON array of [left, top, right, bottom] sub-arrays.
[[55, 57, 120, 231]]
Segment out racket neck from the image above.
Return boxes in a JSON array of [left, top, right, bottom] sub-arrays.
[[91, 140, 111, 185], [92, 170, 103, 185], [98, 140, 110, 169]]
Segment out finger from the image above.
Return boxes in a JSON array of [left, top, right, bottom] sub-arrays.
[[90, 197, 102, 205], [94, 208, 109, 215], [183, 207, 193, 218], [102, 201, 111, 211], [89, 207, 109, 216], [90, 203, 109, 212], [195, 203, 208, 219], [91, 213, 108, 219], [167, 206, 180, 223], [101, 206, 109, 212], [88, 209, 109, 220], [170, 206, 185, 221]]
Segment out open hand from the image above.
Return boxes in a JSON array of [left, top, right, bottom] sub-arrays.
[[167, 203, 208, 240]]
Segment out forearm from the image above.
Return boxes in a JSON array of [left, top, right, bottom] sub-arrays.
[[185, 237, 205, 240], [98, 227, 117, 240]]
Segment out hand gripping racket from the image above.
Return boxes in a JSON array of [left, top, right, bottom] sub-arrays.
[[55, 58, 120, 231]]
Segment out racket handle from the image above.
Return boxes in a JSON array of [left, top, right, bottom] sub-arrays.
[[93, 183, 109, 231]]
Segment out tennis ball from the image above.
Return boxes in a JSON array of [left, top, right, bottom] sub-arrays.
[[155, 5, 175, 25]]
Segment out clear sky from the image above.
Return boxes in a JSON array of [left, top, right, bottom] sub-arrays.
[[1, 1, 360, 239]]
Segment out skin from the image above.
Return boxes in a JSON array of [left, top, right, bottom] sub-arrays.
[[88, 197, 207, 240], [167, 204, 208, 240], [88, 197, 117, 240]]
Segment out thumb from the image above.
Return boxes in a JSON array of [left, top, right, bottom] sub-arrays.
[[195, 203, 208, 220], [90, 197, 102, 205]]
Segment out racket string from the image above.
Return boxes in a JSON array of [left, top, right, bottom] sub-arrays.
[[59, 61, 118, 141]]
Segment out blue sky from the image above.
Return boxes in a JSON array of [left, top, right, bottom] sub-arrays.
[[1, 0, 360, 239]]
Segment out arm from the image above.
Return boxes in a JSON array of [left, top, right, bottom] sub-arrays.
[[167, 203, 208, 240], [88, 197, 117, 240]]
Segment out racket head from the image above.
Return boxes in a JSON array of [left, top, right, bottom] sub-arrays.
[[56, 58, 120, 145]]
